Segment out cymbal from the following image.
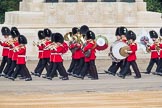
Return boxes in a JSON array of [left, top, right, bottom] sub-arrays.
[[119, 46, 130, 57]]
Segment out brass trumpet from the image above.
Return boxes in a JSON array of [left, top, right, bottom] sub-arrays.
[[44, 42, 58, 50], [13, 45, 24, 52], [33, 39, 46, 46]]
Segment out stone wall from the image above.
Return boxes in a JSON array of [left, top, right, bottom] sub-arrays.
[[0, 0, 162, 60]]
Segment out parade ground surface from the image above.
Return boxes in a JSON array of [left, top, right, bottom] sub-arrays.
[[0, 59, 162, 108]]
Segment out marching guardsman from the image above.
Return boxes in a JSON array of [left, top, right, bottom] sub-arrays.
[[34, 28, 52, 77], [118, 30, 141, 79], [3, 27, 20, 78], [154, 28, 162, 75], [46, 33, 69, 80], [0, 27, 11, 76], [9, 35, 32, 81], [145, 30, 159, 74], [78, 30, 98, 80], [31, 30, 48, 76], [67, 27, 84, 75], [105, 27, 121, 75]]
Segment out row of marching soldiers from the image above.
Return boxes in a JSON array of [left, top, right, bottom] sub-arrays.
[[0, 27, 32, 81], [30, 25, 98, 80], [105, 26, 162, 79]]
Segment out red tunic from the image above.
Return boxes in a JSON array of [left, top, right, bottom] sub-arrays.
[[12, 41, 20, 61], [159, 44, 162, 58], [149, 44, 159, 59], [42, 40, 51, 58], [17, 46, 26, 64], [69, 43, 83, 59], [50, 45, 63, 63], [0, 41, 10, 56], [127, 43, 137, 62], [37, 45, 44, 59], [83, 40, 96, 62]]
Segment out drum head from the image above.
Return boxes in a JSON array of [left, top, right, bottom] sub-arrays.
[[119, 46, 130, 57], [97, 38, 105, 46], [111, 41, 128, 60]]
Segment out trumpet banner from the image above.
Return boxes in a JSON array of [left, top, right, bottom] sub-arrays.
[[95, 35, 108, 51]]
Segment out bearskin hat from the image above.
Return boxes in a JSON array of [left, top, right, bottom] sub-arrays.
[[119, 26, 128, 35], [11, 27, 20, 38], [115, 27, 120, 36], [53, 33, 64, 43], [160, 27, 162, 36], [1, 27, 11, 36], [18, 35, 27, 44], [38, 30, 45, 40], [80, 25, 89, 35], [51, 33, 56, 42], [44, 28, 52, 37], [149, 30, 158, 38], [72, 27, 79, 35], [86, 30, 95, 40], [126, 30, 136, 41]]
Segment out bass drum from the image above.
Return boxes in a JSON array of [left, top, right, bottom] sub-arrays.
[[109, 41, 130, 62]]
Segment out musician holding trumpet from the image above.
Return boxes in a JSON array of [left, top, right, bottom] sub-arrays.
[[32, 28, 52, 77], [9, 35, 32, 81], [3, 27, 20, 78], [0, 27, 11, 76], [45, 33, 69, 80]]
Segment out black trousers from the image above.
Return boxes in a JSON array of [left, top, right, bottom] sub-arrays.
[[7, 60, 16, 77], [73, 58, 84, 75], [12, 64, 31, 79], [34, 59, 48, 73], [37, 58, 50, 75], [48, 62, 68, 78], [156, 58, 162, 73], [3, 58, 12, 74], [121, 60, 141, 77], [89, 60, 98, 79], [0, 56, 8, 74], [146, 58, 159, 73], [46, 62, 58, 77], [80, 62, 90, 77], [111, 60, 131, 75], [67, 59, 78, 73]]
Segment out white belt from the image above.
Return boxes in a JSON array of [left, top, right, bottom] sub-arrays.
[[51, 53, 62, 55], [18, 55, 26, 57], [9, 49, 13, 51], [3, 47, 9, 49], [151, 50, 158, 52], [39, 50, 43, 52]]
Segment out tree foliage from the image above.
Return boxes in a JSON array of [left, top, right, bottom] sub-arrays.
[[0, 0, 162, 24], [0, 0, 22, 23], [144, 0, 162, 13]]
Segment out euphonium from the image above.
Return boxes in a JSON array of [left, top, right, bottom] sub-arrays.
[[77, 33, 86, 45], [64, 32, 73, 42]]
